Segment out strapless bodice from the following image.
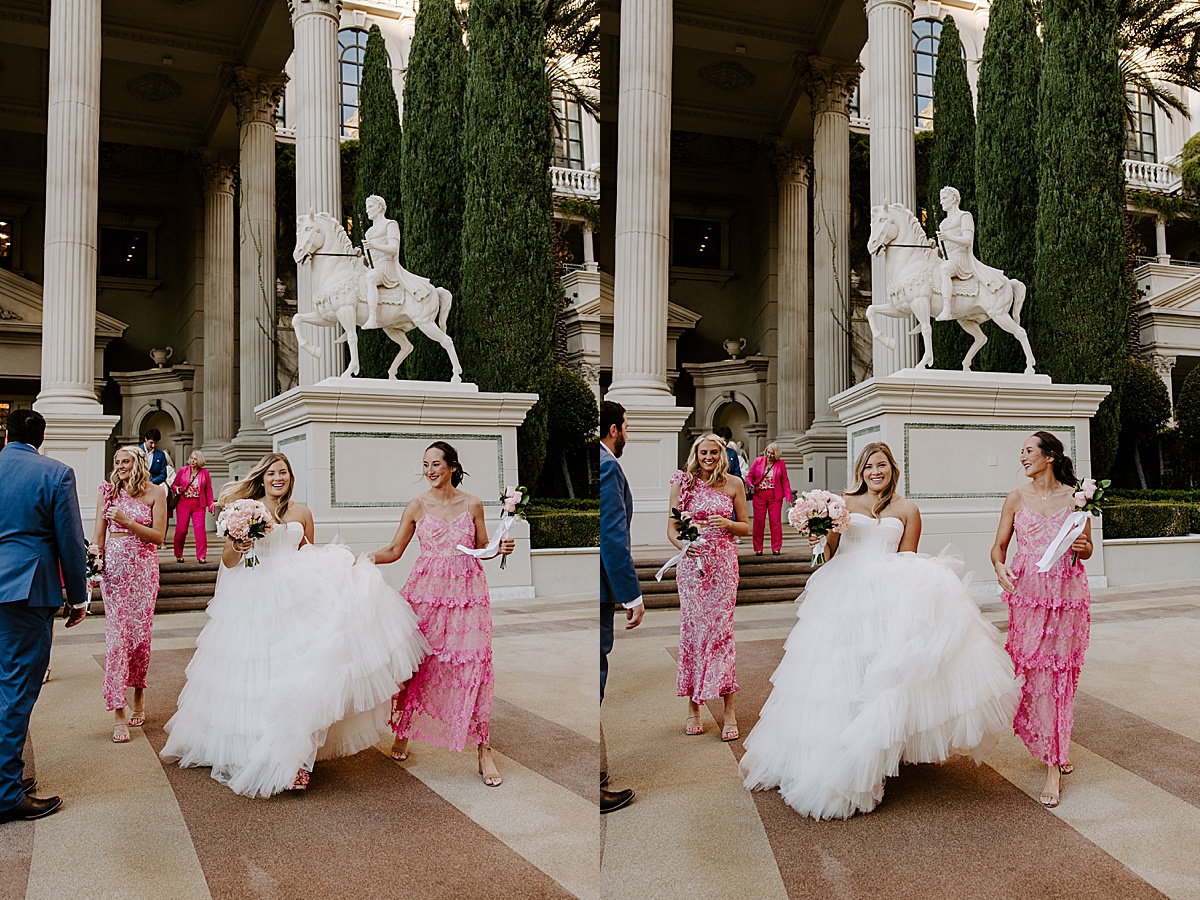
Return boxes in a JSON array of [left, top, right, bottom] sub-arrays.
[[252, 520, 305, 560], [836, 512, 904, 557]]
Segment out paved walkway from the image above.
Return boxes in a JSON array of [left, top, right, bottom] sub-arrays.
[[601, 581, 1200, 900], [3, 597, 598, 900]]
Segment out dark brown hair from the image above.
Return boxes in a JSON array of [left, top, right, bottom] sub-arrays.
[[427, 441, 467, 487], [1031, 431, 1077, 486]]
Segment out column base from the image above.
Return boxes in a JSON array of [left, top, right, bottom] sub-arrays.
[[612, 402, 694, 551], [223, 428, 275, 482], [200, 444, 233, 495], [796, 423, 849, 495], [33, 410, 120, 527]]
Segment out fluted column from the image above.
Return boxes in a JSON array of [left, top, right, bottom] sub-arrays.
[[36, 0, 102, 415], [289, 0, 342, 384], [772, 141, 811, 442], [33, 0, 118, 524], [607, 0, 673, 403], [199, 152, 237, 463], [226, 66, 288, 474], [866, 0, 919, 375], [809, 59, 858, 425]]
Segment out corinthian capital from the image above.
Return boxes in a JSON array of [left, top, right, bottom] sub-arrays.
[[806, 58, 861, 118], [287, 0, 341, 23], [225, 65, 289, 128], [770, 139, 810, 186], [195, 148, 237, 195]]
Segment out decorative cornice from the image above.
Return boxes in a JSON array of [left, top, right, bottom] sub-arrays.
[[769, 138, 810, 186], [194, 148, 237, 195], [806, 57, 860, 118], [127, 73, 184, 103], [223, 65, 289, 127]]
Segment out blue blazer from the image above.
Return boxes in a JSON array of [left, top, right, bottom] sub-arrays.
[[142, 445, 168, 485], [0, 442, 87, 608], [600, 444, 640, 607]]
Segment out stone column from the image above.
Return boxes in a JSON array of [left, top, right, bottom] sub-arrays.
[[34, 0, 118, 523], [198, 151, 237, 483], [605, 0, 691, 547], [581, 224, 598, 272], [866, 0, 919, 376], [1150, 353, 1177, 425], [289, 0, 343, 384], [797, 59, 859, 494], [771, 141, 811, 450], [226, 66, 289, 478], [1155, 214, 1170, 264]]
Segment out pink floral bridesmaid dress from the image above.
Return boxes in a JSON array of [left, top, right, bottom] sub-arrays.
[[1002, 504, 1091, 766], [99, 482, 160, 711], [390, 511, 494, 750], [671, 471, 740, 704]]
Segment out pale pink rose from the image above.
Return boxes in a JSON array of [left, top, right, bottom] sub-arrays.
[[1082, 478, 1097, 500], [503, 498, 518, 513], [1073, 491, 1087, 508]]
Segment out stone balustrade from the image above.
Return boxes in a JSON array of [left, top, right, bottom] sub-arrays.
[[551, 166, 600, 200], [1124, 157, 1182, 193]]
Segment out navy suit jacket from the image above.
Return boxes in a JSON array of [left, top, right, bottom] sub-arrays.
[[0, 442, 87, 608], [600, 443, 640, 607], [142, 445, 168, 485]]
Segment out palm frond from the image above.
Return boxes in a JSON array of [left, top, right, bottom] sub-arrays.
[[543, 0, 599, 137], [1117, 0, 1200, 124]]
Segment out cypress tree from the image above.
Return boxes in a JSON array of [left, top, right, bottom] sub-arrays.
[[459, 0, 557, 488], [400, 0, 467, 381], [1034, 0, 1129, 477], [975, 0, 1040, 373], [925, 16, 976, 369], [354, 24, 404, 378]]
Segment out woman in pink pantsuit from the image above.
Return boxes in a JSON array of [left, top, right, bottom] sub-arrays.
[[172, 450, 215, 563], [91, 447, 166, 744], [747, 443, 792, 555], [367, 441, 515, 787], [992, 431, 1092, 809], [669, 434, 750, 742]]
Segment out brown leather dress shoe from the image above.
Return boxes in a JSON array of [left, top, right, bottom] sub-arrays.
[[600, 787, 634, 814], [0, 795, 62, 823]]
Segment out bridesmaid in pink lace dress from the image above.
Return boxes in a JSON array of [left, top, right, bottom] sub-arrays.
[[91, 447, 167, 744], [367, 441, 515, 786], [669, 434, 751, 742], [991, 431, 1092, 808]]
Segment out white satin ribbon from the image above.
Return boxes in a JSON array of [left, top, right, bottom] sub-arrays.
[[1035, 511, 1089, 572], [655, 537, 707, 581], [458, 513, 516, 560]]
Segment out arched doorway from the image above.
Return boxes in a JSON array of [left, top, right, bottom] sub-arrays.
[[137, 409, 180, 468]]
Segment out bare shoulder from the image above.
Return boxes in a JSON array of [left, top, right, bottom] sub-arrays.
[[463, 492, 485, 513], [1003, 488, 1025, 509], [725, 474, 744, 494], [890, 495, 920, 519], [285, 502, 313, 525]]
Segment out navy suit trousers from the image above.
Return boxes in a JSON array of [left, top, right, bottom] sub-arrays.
[[600, 603, 615, 702], [0, 601, 55, 811]]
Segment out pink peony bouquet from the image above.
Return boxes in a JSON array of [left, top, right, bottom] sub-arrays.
[[215, 499, 275, 567], [787, 489, 852, 566], [1070, 476, 1109, 565]]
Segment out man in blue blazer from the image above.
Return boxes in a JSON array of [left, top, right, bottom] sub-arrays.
[[140, 428, 168, 486], [0, 410, 89, 822], [600, 400, 643, 814]]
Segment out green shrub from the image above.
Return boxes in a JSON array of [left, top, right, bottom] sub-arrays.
[[1100, 501, 1200, 538], [1182, 133, 1200, 198], [528, 498, 598, 511], [1106, 488, 1200, 502], [526, 508, 599, 549]]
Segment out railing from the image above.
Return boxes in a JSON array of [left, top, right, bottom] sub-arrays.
[[1135, 256, 1200, 269], [551, 166, 600, 200], [1124, 158, 1182, 193]]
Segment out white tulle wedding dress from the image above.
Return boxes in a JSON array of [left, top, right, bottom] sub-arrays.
[[740, 513, 1021, 820], [160, 521, 429, 798]]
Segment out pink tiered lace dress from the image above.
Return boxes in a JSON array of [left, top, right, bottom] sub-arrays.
[[99, 483, 160, 711], [672, 471, 740, 703], [1002, 505, 1091, 766], [390, 512, 494, 750]]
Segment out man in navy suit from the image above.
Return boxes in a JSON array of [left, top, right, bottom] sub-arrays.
[[140, 428, 168, 486], [0, 410, 89, 822], [600, 400, 643, 814]]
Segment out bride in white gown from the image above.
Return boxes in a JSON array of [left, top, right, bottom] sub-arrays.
[[740, 442, 1020, 819], [160, 452, 429, 797]]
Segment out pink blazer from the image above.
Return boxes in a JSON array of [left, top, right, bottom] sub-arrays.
[[173, 466, 214, 510], [747, 456, 792, 503]]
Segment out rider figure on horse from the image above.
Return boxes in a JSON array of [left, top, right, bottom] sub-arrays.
[[935, 186, 1005, 322], [362, 194, 434, 329]]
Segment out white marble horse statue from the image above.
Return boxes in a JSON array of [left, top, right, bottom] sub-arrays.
[[291, 210, 463, 382], [865, 197, 1037, 374]]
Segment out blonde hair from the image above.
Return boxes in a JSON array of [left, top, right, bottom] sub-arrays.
[[846, 441, 900, 519], [188, 449, 207, 468], [764, 442, 781, 460], [685, 433, 729, 487], [218, 452, 294, 521], [110, 445, 152, 498]]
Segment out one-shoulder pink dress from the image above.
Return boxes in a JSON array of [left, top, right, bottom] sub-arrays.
[[1001, 505, 1091, 766]]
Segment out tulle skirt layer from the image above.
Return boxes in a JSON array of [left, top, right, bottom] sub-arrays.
[[740, 550, 1021, 820], [160, 544, 429, 798]]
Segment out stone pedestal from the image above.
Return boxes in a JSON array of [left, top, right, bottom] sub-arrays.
[[255, 378, 540, 600], [619, 404, 694, 550], [830, 369, 1112, 589], [796, 427, 849, 496], [39, 415, 120, 528]]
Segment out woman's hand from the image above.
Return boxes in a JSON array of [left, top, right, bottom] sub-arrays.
[[498, 538, 516, 556], [1070, 534, 1090, 553], [232, 538, 252, 556], [994, 562, 1017, 593], [355, 552, 376, 566], [104, 507, 129, 527], [808, 534, 821, 549], [706, 515, 732, 532]]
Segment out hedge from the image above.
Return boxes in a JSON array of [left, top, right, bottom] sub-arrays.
[[1106, 488, 1200, 503], [1100, 501, 1200, 539], [526, 508, 599, 549], [527, 498, 599, 511]]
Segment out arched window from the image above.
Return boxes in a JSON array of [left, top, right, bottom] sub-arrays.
[[913, 18, 942, 131], [1125, 85, 1157, 162], [338, 27, 370, 138]]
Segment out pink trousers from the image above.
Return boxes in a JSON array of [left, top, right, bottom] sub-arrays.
[[173, 499, 208, 561], [752, 495, 783, 554]]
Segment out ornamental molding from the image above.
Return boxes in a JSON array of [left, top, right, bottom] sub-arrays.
[[223, 65, 289, 127], [194, 149, 237, 195], [0, 305, 22, 321], [700, 61, 756, 92], [769, 139, 810, 186], [127, 73, 183, 103], [287, 0, 342, 21], [1148, 353, 1177, 377], [805, 57, 860, 118]]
